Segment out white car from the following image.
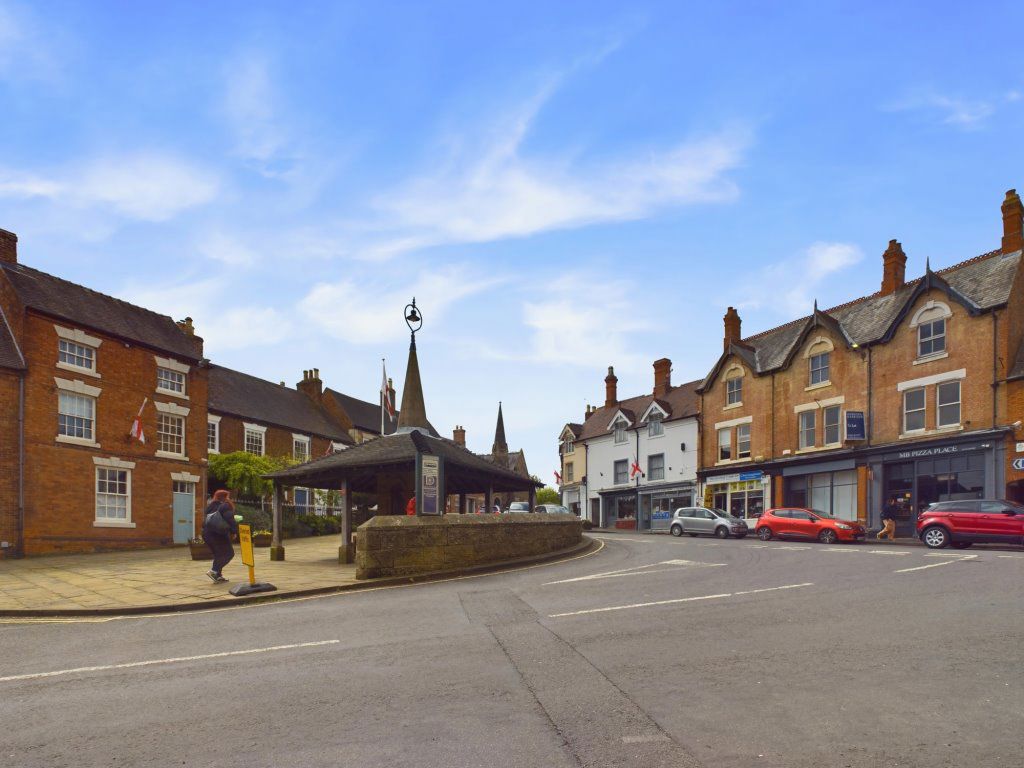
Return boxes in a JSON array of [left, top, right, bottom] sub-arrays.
[[534, 504, 571, 514]]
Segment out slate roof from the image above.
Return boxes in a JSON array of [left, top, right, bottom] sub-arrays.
[[325, 389, 398, 436], [0, 305, 24, 370], [265, 429, 542, 493], [562, 423, 583, 439], [208, 366, 354, 443], [483, 449, 527, 473], [0, 261, 201, 361], [577, 379, 702, 442], [704, 249, 1021, 387]]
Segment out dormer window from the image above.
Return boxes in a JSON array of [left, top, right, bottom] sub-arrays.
[[727, 378, 742, 405], [564, 437, 574, 454], [918, 319, 946, 357], [613, 418, 628, 444], [648, 414, 664, 437], [809, 352, 830, 386]]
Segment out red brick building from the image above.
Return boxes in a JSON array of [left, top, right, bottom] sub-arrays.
[[0, 229, 208, 556], [698, 190, 1024, 535]]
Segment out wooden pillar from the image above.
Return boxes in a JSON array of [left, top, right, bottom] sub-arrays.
[[485, 486, 493, 514], [270, 482, 285, 561], [339, 478, 354, 564], [459, 493, 466, 514], [528, 486, 536, 511]]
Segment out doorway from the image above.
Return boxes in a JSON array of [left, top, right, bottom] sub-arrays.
[[172, 481, 196, 544]]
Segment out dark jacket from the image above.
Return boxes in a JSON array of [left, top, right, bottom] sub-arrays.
[[881, 503, 898, 521], [202, 501, 239, 538]]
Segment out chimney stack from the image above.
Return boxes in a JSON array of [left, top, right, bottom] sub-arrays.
[[296, 368, 323, 400], [723, 307, 741, 350], [604, 366, 618, 408], [880, 239, 907, 296], [653, 358, 672, 397], [1002, 189, 1023, 254], [453, 425, 466, 447], [0, 228, 17, 264]]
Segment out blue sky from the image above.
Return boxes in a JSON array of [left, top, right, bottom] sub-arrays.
[[2, 1, 1022, 482]]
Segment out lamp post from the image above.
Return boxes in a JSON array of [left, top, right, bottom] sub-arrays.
[[405, 297, 423, 344]]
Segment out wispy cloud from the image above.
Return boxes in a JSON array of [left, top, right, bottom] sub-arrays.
[[738, 241, 864, 314], [300, 265, 506, 344], [0, 153, 219, 221], [883, 91, 1010, 129], [0, 1, 61, 83]]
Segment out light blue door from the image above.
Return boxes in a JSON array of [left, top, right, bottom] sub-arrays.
[[172, 481, 195, 544]]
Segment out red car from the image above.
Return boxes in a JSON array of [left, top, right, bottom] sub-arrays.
[[755, 507, 866, 544], [916, 499, 1024, 549]]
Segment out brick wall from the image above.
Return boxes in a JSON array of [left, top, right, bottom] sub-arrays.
[[212, 412, 335, 461], [20, 311, 208, 555], [0, 372, 21, 557], [700, 355, 774, 471]]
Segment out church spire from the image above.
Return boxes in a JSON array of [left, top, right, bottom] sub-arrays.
[[492, 402, 508, 456]]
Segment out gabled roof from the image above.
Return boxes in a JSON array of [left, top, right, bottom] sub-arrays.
[[560, 423, 582, 441], [700, 248, 1021, 390], [208, 365, 354, 443], [0, 304, 24, 371], [578, 379, 701, 442], [0, 261, 201, 361], [639, 399, 670, 422], [606, 408, 636, 430], [324, 388, 397, 435]]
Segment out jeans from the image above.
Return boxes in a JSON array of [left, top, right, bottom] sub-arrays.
[[206, 534, 235, 574]]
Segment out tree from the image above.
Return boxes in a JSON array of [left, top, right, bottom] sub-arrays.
[[535, 486, 560, 505], [208, 451, 297, 497]]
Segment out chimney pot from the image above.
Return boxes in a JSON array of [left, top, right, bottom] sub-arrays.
[[880, 239, 907, 296], [604, 366, 618, 408], [0, 228, 17, 265], [653, 358, 672, 397], [723, 307, 741, 350], [1002, 188, 1023, 254]]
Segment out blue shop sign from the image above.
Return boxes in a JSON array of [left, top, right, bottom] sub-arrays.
[[652, 510, 672, 520], [845, 411, 866, 441], [738, 470, 763, 481]]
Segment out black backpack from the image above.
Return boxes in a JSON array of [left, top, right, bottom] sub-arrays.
[[204, 503, 230, 535]]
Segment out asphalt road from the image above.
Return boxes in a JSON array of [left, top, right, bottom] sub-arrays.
[[2, 534, 1022, 768]]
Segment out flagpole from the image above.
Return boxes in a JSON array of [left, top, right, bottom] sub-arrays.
[[380, 358, 385, 436]]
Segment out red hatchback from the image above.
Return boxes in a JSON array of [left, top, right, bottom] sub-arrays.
[[916, 499, 1024, 549], [755, 507, 866, 544]]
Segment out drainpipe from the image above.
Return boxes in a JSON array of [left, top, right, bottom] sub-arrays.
[[992, 311, 999, 430], [770, 373, 776, 459], [866, 346, 873, 446], [583, 442, 589, 524], [17, 373, 24, 558]]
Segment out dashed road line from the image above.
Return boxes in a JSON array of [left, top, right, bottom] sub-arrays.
[[896, 555, 976, 573], [544, 559, 724, 585], [548, 583, 814, 618]]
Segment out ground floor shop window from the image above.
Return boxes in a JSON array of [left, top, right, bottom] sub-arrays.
[[884, 454, 985, 519], [709, 480, 764, 520], [785, 469, 857, 518]]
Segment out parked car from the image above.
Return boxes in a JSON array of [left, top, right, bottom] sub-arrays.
[[669, 507, 749, 538], [916, 499, 1024, 549], [505, 501, 531, 513], [755, 508, 866, 543], [534, 504, 570, 514]]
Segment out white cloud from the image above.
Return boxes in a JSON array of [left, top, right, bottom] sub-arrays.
[[884, 92, 995, 129], [0, 154, 219, 221], [301, 265, 505, 344], [199, 232, 259, 267], [738, 241, 864, 314]]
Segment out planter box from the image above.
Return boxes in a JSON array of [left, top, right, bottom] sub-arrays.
[[252, 535, 272, 548], [188, 542, 210, 561], [614, 519, 637, 530]]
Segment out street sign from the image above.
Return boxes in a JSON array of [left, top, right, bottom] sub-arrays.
[[845, 411, 866, 440], [238, 524, 255, 569], [1013, 458, 1024, 471]]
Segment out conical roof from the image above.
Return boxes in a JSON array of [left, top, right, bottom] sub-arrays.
[[492, 402, 508, 455], [396, 338, 430, 432]]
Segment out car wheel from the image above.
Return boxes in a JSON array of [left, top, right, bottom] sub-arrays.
[[670, 524, 683, 537], [818, 529, 838, 545], [757, 527, 772, 541], [951, 541, 973, 549], [922, 526, 950, 549], [715, 526, 730, 539]]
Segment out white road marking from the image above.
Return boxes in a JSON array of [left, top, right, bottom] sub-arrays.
[[997, 554, 1024, 559], [591, 536, 659, 544], [822, 547, 861, 552], [896, 556, 976, 573], [0, 640, 340, 683], [775, 545, 813, 550], [548, 583, 814, 618], [925, 551, 975, 558], [544, 559, 724, 585], [867, 550, 910, 555]]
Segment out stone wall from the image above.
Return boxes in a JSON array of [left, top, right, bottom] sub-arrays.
[[355, 513, 583, 579]]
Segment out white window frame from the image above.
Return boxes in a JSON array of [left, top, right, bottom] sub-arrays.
[[57, 391, 97, 445], [564, 437, 574, 454], [799, 410, 816, 449], [292, 433, 311, 462], [54, 325, 102, 378], [648, 414, 664, 437], [823, 405, 841, 446], [93, 456, 135, 528], [156, 413, 186, 458], [903, 388, 926, 434], [565, 462, 574, 482], [937, 380, 961, 428], [736, 423, 751, 458], [726, 377, 742, 406], [809, 352, 830, 386], [244, 422, 267, 456], [648, 453, 665, 481], [613, 459, 628, 485], [154, 356, 190, 400], [54, 377, 101, 448], [917, 319, 946, 358], [718, 427, 732, 461], [613, 418, 628, 444], [207, 415, 221, 453]]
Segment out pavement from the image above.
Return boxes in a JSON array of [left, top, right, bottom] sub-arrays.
[[0, 536, 592, 615]]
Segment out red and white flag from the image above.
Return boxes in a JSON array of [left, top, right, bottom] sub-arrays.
[[554, 470, 562, 485], [130, 398, 147, 444], [630, 459, 642, 479], [381, 361, 395, 421]]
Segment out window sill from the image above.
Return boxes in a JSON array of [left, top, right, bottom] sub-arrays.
[[898, 430, 930, 440], [913, 351, 949, 366], [208, 448, 219, 454], [56, 362, 100, 379], [804, 381, 832, 393], [794, 444, 841, 455], [647, 432, 664, 440], [56, 435, 100, 449], [722, 402, 743, 411], [715, 458, 747, 466], [93, 520, 136, 529], [155, 450, 190, 461], [155, 388, 189, 401]]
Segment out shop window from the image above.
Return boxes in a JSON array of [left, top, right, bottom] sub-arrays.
[[718, 428, 732, 461], [903, 388, 926, 433], [726, 377, 742, 405], [823, 405, 841, 445], [809, 352, 830, 386], [937, 381, 960, 427], [648, 453, 665, 481], [799, 410, 815, 449], [736, 423, 751, 458], [918, 318, 946, 358], [613, 459, 628, 485]]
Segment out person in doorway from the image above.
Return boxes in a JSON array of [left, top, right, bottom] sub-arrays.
[[202, 489, 239, 582], [877, 497, 898, 541], [406, 496, 416, 515]]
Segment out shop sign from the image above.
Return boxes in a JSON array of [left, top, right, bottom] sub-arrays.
[[1016, 442, 1024, 453], [707, 473, 741, 485], [652, 510, 672, 520], [739, 470, 763, 481], [1013, 458, 1024, 471], [897, 445, 959, 459], [845, 411, 866, 441]]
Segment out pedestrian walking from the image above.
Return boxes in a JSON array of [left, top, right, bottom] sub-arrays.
[[877, 497, 898, 541], [203, 489, 239, 582]]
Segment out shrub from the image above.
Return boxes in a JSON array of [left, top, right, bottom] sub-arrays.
[[582, 519, 594, 531]]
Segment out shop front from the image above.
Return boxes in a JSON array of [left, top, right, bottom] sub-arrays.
[[560, 485, 582, 516], [781, 458, 860, 522], [868, 436, 1004, 536], [640, 482, 696, 532], [702, 470, 769, 524], [598, 489, 638, 529]]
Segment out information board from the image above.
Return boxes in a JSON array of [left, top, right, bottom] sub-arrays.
[[420, 455, 441, 515], [845, 411, 866, 441]]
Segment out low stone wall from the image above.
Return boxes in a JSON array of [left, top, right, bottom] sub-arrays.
[[355, 513, 583, 579]]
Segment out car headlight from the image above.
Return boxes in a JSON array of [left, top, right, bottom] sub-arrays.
[[835, 523, 851, 530]]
